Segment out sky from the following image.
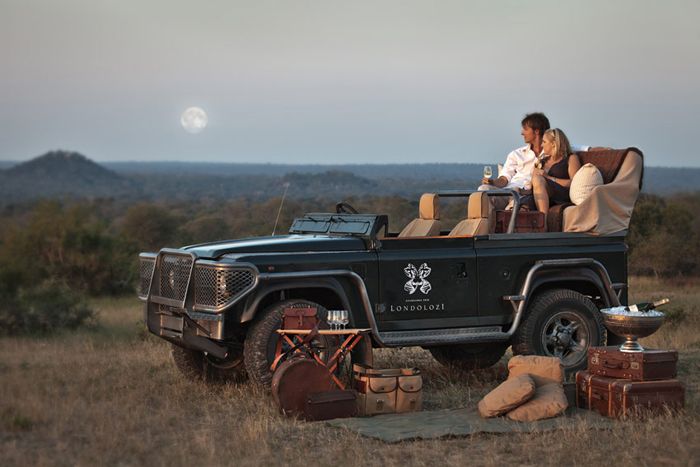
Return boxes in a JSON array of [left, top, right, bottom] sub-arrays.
[[1, 0, 699, 166]]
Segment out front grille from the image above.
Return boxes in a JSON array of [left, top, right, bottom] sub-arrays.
[[195, 265, 256, 311], [158, 254, 194, 302], [138, 255, 156, 299]]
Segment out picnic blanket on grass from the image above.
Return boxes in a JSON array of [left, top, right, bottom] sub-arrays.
[[324, 407, 613, 443]]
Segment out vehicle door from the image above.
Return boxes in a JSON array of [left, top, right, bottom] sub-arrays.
[[376, 236, 478, 329]]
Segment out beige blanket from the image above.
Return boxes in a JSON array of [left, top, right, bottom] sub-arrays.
[[563, 152, 643, 235]]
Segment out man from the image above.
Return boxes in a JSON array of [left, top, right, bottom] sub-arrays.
[[480, 112, 588, 192]]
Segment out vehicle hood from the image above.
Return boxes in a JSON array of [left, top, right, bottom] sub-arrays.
[[184, 234, 367, 259]]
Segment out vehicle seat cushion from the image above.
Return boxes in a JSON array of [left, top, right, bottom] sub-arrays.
[[570, 163, 604, 205], [507, 355, 564, 387], [505, 383, 568, 422], [419, 193, 440, 220], [477, 374, 537, 418], [399, 193, 442, 237], [468, 192, 492, 219]]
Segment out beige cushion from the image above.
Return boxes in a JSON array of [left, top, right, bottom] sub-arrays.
[[419, 193, 440, 220], [506, 383, 568, 422], [399, 193, 442, 237], [478, 374, 536, 418], [507, 355, 564, 387], [570, 163, 604, 205], [448, 192, 495, 236]]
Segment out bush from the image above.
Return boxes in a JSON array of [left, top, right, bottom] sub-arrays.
[[0, 281, 93, 336]]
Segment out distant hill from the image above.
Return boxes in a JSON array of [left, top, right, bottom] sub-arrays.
[[0, 151, 136, 202]]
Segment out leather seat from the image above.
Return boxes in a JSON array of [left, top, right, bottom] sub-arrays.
[[449, 192, 495, 236], [398, 193, 442, 237]]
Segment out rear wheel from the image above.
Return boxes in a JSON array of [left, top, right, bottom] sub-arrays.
[[171, 343, 247, 383], [512, 288, 606, 374], [429, 342, 508, 371]]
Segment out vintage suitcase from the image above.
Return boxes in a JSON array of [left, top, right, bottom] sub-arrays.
[[495, 210, 546, 233], [282, 306, 318, 330], [353, 364, 423, 416], [588, 346, 678, 381], [304, 390, 358, 421], [576, 371, 685, 418]]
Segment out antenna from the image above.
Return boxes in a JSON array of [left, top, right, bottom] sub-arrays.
[[272, 182, 290, 236]]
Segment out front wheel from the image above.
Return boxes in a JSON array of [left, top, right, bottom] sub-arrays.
[[512, 289, 606, 375]]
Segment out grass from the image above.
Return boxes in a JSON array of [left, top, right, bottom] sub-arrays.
[[1, 277, 699, 466]]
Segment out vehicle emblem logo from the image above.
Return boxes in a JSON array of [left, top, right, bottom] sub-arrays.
[[404, 263, 432, 295]]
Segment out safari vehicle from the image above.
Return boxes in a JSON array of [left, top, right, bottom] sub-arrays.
[[137, 148, 643, 385]]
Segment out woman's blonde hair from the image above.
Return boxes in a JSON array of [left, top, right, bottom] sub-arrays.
[[544, 128, 573, 159]]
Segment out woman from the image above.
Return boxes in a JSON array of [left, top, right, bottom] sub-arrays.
[[531, 128, 581, 220]]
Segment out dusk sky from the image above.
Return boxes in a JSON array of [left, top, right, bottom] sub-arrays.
[[1, 0, 699, 166]]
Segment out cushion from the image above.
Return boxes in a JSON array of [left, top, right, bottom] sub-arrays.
[[506, 383, 568, 422], [507, 355, 564, 387], [478, 374, 536, 418], [570, 163, 604, 205]]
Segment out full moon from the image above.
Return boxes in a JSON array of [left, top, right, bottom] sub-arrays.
[[180, 107, 208, 133]]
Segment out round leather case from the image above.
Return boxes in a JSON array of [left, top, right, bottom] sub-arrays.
[[271, 357, 334, 417]]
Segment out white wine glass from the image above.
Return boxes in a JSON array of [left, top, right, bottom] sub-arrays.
[[327, 310, 336, 330], [483, 165, 493, 179], [340, 310, 349, 330]]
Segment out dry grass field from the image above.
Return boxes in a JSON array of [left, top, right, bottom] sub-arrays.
[[1, 276, 699, 467]]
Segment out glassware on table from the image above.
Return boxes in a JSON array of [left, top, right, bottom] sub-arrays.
[[327, 310, 337, 330], [339, 310, 349, 329], [483, 165, 492, 178]]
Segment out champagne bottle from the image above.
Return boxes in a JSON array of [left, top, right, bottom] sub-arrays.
[[626, 298, 670, 312]]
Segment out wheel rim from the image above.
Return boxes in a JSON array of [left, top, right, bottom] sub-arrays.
[[540, 310, 590, 368]]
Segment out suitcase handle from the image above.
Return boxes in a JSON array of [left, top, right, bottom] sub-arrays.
[[602, 361, 628, 369]]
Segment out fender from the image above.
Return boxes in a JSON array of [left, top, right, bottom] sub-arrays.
[[239, 276, 352, 323], [502, 258, 621, 336], [527, 267, 614, 308]]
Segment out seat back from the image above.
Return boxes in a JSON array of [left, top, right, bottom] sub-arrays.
[[449, 192, 495, 236], [398, 193, 442, 237]]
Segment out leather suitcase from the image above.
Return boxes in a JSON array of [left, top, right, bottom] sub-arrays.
[[495, 210, 546, 233], [576, 371, 684, 418], [282, 306, 318, 330], [304, 390, 358, 421], [588, 346, 678, 381]]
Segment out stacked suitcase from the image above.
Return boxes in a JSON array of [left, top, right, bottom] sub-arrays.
[[576, 346, 685, 418]]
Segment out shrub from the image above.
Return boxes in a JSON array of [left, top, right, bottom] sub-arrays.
[[0, 281, 93, 336]]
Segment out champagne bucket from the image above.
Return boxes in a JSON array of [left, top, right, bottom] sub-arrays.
[[600, 305, 665, 353]]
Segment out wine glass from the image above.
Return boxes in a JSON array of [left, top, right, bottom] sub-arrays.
[[483, 165, 493, 179], [340, 310, 349, 330], [327, 310, 338, 330]]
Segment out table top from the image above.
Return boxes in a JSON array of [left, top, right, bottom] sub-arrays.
[[276, 328, 371, 335]]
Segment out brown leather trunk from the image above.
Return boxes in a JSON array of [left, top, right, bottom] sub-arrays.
[[282, 306, 318, 330], [304, 390, 358, 421], [576, 371, 685, 418], [588, 346, 678, 381], [495, 210, 546, 233]]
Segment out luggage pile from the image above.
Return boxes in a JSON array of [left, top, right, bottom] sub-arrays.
[[576, 346, 685, 418]]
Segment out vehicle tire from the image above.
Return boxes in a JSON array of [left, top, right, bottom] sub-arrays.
[[244, 299, 336, 388], [171, 343, 247, 383], [429, 343, 508, 371], [512, 288, 606, 375]]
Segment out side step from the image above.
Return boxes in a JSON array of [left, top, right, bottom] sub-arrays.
[[378, 326, 510, 347]]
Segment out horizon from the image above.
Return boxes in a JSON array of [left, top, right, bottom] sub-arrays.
[[2, 1, 699, 167]]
